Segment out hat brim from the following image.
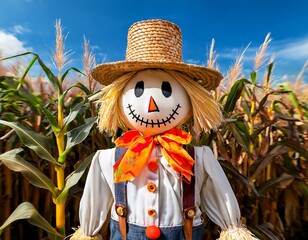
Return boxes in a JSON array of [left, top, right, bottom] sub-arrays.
[[91, 60, 223, 90]]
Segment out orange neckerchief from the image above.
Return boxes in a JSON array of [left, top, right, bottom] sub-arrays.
[[114, 128, 194, 183]]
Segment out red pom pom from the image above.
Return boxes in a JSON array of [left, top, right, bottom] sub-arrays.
[[145, 225, 161, 239]]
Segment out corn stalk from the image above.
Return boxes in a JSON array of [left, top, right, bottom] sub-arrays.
[[0, 21, 97, 238]]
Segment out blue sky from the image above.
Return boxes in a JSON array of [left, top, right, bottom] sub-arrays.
[[1, 0, 308, 83]]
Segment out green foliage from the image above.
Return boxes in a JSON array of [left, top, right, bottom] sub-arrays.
[[0, 149, 57, 198], [0, 202, 63, 239], [0, 120, 57, 164], [0, 51, 102, 239], [204, 64, 308, 239], [223, 78, 251, 114]]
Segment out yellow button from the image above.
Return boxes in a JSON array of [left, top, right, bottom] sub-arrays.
[[187, 209, 196, 218], [115, 206, 126, 217], [147, 182, 157, 192], [148, 209, 156, 217], [184, 208, 196, 219]]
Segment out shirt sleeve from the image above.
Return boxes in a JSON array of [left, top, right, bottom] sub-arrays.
[[79, 150, 114, 237], [198, 146, 258, 239], [198, 146, 240, 228]]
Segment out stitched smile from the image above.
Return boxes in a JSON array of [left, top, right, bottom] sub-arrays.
[[127, 104, 181, 128]]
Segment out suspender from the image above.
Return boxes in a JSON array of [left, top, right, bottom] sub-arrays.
[[114, 146, 196, 240], [183, 147, 196, 240], [114, 147, 128, 208], [114, 147, 128, 240]]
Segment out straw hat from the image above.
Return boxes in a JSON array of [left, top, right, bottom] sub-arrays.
[[91, 19, 223, 90]]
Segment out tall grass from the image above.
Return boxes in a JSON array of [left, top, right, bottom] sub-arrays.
[[0, 21, 307, 240]]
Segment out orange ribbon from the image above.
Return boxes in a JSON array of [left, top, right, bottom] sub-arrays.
[[114, 128, 194, 182]]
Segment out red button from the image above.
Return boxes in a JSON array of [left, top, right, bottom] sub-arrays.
[[148, 159, 158, 172], [146, 225, 161, 239]]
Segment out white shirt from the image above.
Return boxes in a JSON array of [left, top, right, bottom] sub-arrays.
[[79, 146, 241, 236]]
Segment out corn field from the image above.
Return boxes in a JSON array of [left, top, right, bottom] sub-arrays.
[[0, 20, 307, 240]]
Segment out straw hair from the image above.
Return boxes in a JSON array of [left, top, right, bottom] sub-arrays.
[[164, 70, 223, 136], [97, 69, 223, 137], [69, 227, 102, 240], [219, 224, 259, 240], [92, 19, 223, 90], [97, 72, 137, 135]]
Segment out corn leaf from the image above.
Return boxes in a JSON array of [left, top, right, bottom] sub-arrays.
[[250, 124, 271, 140], [283, 85, 300, 109], [279, 139, 308, 159], [250, 71, 257, 85], [65, 117, 96, 150], [250, 225, 280, 240], [0, 120, 57, 165], [224, 78, 250, 114], [63, 101, 85, 128], [272, 99, 289, 113], [0, 120, 56, 162], [62, 82, 92, 104], [234, 120, 250, 141], [0, 149, 57, 197], [17, 56, 37, 89], [220, 160, 259, 197], [242, 100, 251, 118], [276, 113, 299, 121], [0, 202, 63, 239], [226, 121, 252, 157], [0, 52, 60, 93], [216, 132, 231, 161], [56, 153, 95, 203], [252, 93, 269, 117], [74, 82, 92, 95], [298, 181, 308, 198], [257, 174, 294, 196], [0, 76, 60, 132], [61, 67, 85, 82], [250, 145, 288, 180], [265, 62, 274, 87]]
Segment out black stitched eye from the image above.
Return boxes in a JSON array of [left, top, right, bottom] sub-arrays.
[[134, 81, 144, 97], [161, 81, 172, 98]]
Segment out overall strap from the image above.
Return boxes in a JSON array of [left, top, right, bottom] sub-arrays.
[[183, 146, 196, 240], [114, 147, 128, 240]]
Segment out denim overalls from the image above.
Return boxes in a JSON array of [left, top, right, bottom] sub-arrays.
[[111, 147, 204, 240]]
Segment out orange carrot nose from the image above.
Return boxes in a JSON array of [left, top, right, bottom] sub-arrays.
[[148, 96, 159, 112]]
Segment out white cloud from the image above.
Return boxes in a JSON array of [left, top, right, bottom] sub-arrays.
[[91, 45, 101, 51], [275, 37, 308, 60], [218, 36, 308, 63], [0, 31, 30, 57], [218, 46, 257, 61], [97, 52, 108, 63], [10, 25, 31, 35], [186, 59, 201, 64], [0, 30, 32, 72]]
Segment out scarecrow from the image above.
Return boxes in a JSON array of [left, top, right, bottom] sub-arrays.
[[71, 19, 257, 240]]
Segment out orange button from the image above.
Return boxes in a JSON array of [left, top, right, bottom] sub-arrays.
[[146, 225, 161, 239], [147, 182, 157, 192], [147, 209, 156, 217], [148, 159, 158, 172]]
